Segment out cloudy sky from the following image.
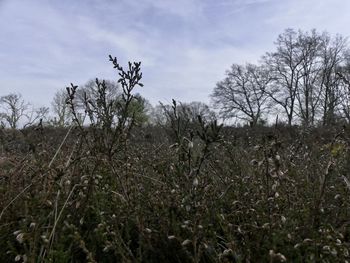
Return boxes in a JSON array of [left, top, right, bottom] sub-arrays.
[[1, 0, 350, 107]]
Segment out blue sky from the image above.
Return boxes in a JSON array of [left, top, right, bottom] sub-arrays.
[[1, 0, 350, 107]]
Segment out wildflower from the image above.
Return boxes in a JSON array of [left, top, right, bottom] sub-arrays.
[[15, 255, 21, 262]]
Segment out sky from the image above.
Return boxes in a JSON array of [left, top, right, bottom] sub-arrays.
[[1, 0, 350, 108]]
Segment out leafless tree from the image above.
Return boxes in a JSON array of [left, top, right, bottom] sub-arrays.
[[184, 101, 216, 122], [318, 34, 348, 125], [262, 29, 348, 126], [24, 106, 50, 128], [263, 29, 305, 126], [211, 63, 271, 126], [337, 63, 350, 123], [155, 101, 214, 125], [78, 79, 121, 105], [51, 89, 72, 127], [77, 79, 121, 128], [293, 30, 326, 126], [0, 93, 29, 129]]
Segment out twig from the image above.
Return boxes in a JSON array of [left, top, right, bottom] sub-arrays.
[[49, 125, 73, 168]]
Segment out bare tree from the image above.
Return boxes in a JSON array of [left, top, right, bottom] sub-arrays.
[[149, 104, 167, 125], [24, 106, 50, 128], [0, 93, 29, 129], [293, 29, 326, 126], [77, 79, 121, 128], [263, 29, 305, 126], [211, 63, 270, 126], [51, 89, 72, 127], [77, 79, 121, 109], [71, 78, 150, 128], [183, 101, 216, 122], [158, 101, 215, 124], [337, 64, 350, 123], [318, 34, 348, 125]]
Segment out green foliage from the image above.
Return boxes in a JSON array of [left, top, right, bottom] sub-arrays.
[[123, 93, 151, 126]]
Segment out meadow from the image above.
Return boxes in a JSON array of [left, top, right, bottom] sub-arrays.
[[1, 119, 350, 262], [1, 56, 350, 263]]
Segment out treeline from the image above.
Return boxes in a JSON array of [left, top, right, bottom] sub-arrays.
[[2, 28, 350, 129], [0, 80, 151, 129], [0, 83, 216, 129], [212, 28, 350, 127]]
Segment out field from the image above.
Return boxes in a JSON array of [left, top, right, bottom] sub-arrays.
[[1, 121, 350, 262]]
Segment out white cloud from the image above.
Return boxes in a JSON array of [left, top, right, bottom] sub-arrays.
[[1, 0, 350, 109]]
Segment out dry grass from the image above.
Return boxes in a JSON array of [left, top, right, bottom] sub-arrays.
[[0, 123, 350, 262]]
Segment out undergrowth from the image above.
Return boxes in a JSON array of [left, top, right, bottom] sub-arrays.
[[1, 57, 350, 262]]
